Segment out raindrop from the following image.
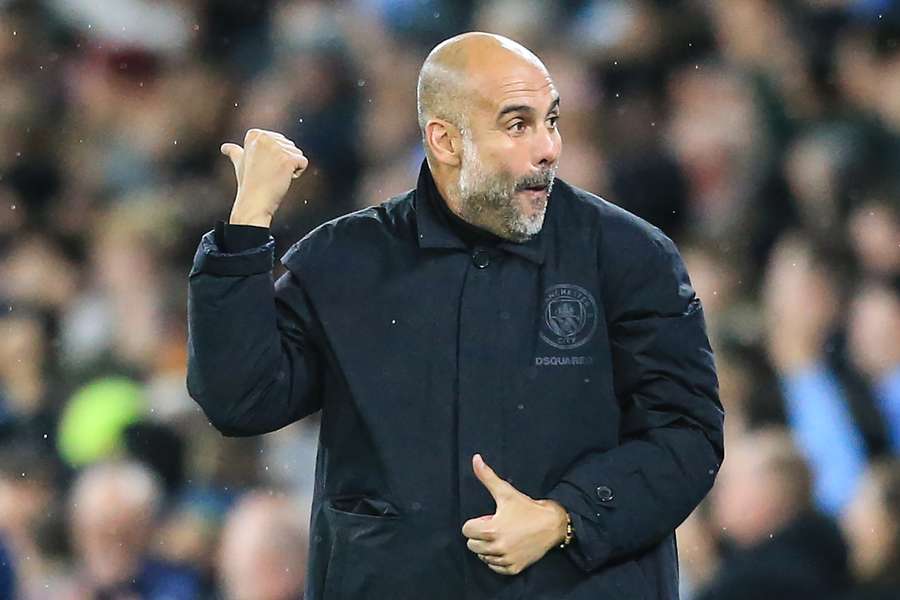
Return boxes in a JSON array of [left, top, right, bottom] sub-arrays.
[[173, 140, 178, 145], [298, 117, 304, 123], [391, 319, 396, 324], [15, 151, 21, 157], [234, 102, 239, 107], [517, 403, 524, 410], [694, 65, 699, 70], [613, 60, 618, 66], [10, 205, 15, 210], [433, 11, 440, 18], [43, 434, 47, 439], [357, 79, 367, 87], [615, 92, 620, 98], [12, 31, 16, 36]]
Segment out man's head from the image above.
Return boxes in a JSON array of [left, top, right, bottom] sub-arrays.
[[712, 427, 813, 548], [218, 491, 308, 600], [69, 460, 163, 586], [417, 32, 562, 242]]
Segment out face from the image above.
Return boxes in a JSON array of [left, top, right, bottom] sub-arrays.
[[841, 470, 895, 579], [453, 62, 562, 242]]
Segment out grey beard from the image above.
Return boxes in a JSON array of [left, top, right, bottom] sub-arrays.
[[455, 136, 557, 242]]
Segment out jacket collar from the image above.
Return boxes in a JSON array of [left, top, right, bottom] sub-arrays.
[[413, 160, 547, 265]]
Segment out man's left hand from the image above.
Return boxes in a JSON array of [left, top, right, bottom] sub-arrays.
[[461, 453, 568, 576]]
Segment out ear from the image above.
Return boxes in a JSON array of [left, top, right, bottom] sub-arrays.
[[425, 119, 462, 168]]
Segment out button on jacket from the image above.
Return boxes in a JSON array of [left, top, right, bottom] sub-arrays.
[[187, 162, 724, 600]]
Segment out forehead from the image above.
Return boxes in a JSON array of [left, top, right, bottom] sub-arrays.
[[469, 61, 558, 116]]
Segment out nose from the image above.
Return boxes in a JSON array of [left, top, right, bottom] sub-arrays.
[[533, 123, 561, 168]]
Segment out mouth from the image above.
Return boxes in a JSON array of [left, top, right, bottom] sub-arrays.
[[519, 183, 549, 195]]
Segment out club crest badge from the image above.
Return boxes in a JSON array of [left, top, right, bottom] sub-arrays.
[[540, 284, 598, 350]]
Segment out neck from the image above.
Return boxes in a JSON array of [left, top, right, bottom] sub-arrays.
[[429, 161, 467, 221]]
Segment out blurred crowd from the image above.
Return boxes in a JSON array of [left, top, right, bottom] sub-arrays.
[[0, 0, 898, 598]]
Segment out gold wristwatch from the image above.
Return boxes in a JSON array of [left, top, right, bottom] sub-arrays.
[[558, 511, 574, 549]]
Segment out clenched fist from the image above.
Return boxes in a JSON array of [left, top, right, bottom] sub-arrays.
[[221, 128, 309, 227]]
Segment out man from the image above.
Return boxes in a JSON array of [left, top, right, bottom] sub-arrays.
[[218, 491, 309, 600], [697, 428, 849, 600], [69, 461, 200, 599], [188, 32, 723, 599]]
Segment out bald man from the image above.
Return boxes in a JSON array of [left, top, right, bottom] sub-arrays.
[[69, 461, 200, 599], [218, 492, 309, 600], [188, 32, 724, 599]]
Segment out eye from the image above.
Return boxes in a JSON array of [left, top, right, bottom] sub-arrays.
[[509, 121, 527, 133], [547, 115, 560, 129]]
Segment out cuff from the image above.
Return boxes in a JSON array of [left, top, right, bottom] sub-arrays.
[[215, 219, 272, 253], [190, 226, 275, 277], [546, 481, 614, 572]]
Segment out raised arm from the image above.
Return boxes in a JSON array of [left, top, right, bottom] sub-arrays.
[[186, 129, 322, 436]]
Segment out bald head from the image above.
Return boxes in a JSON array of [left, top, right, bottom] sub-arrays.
[[416, 32, 550, 135], [219, 492, 308, 600], [415, 32, 561, 242], [69, 461, 163, 585]]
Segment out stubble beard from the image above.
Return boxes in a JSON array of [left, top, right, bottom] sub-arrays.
[[454, 134, 557, 243]]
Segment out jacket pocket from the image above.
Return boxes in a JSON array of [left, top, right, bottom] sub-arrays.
[[322, 496, 406, 600]]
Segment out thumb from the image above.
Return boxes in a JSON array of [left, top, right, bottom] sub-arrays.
[[473, 454, 515, 505], [220, 143, 243, 179]]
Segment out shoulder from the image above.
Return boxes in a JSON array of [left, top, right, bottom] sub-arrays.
[[553, 179, 678, 262], [280, 189, 415, 272]]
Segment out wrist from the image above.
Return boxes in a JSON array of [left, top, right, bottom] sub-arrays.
[[230, 193, 274, 227], [229, 209, 273, 228], [538, 499, 570, 547]]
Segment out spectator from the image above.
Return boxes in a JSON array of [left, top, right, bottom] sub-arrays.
[[763, 233, 868, 515], [217, 491, 309, 600], [697, 427, 851, 600], [839, 459, 900, 599], [848, 280, 900, 452], [68, 460, 200, 599]]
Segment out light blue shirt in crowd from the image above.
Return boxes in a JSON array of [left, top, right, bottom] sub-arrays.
[[781, 363, 867, 515]]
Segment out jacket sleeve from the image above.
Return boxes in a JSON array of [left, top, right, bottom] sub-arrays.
[[546, 225, 724, 572], [186, 226, 323, 437]]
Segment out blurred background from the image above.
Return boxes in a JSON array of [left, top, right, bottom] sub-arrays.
[[0, 0, 898, 598]]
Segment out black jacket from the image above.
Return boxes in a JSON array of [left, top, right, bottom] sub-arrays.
[[187, 163, 724, 599]]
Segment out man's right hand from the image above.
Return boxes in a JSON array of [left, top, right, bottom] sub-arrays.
[[221, 128, 309, 227]]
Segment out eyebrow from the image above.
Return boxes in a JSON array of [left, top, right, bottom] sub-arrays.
[[497, 96, 561, 120]]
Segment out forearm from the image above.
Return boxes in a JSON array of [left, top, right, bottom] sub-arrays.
[[186, 229, 321, 436], [547, 424, 720, 571]]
